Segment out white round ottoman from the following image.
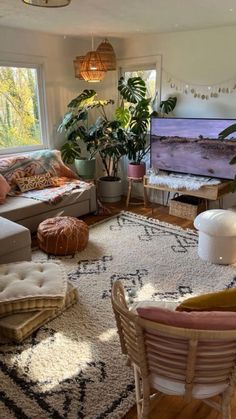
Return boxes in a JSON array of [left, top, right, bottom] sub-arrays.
[[194, 209, 236, 265]]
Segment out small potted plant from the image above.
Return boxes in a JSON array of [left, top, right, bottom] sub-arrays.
[[58, 89, 114, 179]]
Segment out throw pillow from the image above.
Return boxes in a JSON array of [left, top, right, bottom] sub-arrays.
[[16, 172, 53, 192], [137, 305, 236, 330], [176, 288, 236, 312], [0, 174, 10, 204]]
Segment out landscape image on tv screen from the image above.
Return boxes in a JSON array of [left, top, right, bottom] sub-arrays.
[[151, 118, 236, 180]]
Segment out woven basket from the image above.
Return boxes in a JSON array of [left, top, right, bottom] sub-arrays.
[[169, 195, 204, 220]]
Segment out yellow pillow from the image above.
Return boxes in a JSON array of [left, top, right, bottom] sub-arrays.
[[176, 287, 236, 312], [16, 172, 52, 192]]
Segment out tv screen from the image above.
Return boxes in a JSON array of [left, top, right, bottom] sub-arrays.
[[150, 117, 236, 180]]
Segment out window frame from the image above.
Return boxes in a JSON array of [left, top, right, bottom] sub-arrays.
[[0, 57, 49, 155]]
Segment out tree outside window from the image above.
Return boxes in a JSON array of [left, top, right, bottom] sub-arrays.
[[0, 65, 43, 151]]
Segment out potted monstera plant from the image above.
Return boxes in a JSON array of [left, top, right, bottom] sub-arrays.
[[58, 89, 114, 180], [116, 76, 177, 179]]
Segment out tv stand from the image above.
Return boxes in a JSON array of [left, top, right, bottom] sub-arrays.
[[143, 175, 232, 209]]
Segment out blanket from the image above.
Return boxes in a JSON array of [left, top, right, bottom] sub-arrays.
[[20, 178, 82, 204]]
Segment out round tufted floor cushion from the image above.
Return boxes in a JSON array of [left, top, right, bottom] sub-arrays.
[[37, 216, 89, 255]]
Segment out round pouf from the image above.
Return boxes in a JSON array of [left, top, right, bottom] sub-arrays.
[[194, 209, 236, 265], [37, 216, 89, 255]]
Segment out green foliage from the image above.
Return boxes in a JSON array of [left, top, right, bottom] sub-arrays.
[[118, 77, 146, 104], [58, 89, 115, 163], [218, 123, 236, 192], [118, 76, 151, 163], [159, 96, 177, 115], [0, 66, 41, 149]]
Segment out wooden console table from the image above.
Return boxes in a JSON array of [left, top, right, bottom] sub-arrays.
[[143, 175, 232, 209]]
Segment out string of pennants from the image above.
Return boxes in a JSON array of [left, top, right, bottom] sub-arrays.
[[163, 69, 236, 100]]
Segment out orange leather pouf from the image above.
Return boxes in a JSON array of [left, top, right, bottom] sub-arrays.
[[37, 216, 89, 255]]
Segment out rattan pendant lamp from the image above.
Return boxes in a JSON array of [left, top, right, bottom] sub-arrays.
[[22, 0, 71, 7], [96, 38, 116, 71], [80, 37, 107, 83]]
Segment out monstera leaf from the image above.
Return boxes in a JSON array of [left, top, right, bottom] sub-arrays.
[[68, 90, 97, 109], [115, 107, 130, 127], [219, 123, 236, 140], [118, 77, 146, 104], [159, 96, 177, 114], [61, 141, 81, 164]]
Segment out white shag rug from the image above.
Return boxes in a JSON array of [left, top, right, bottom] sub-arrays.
[[0, 211, 236, 419], [148, 173, 221, 190]]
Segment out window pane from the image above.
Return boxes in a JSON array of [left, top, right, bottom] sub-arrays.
[[0, 66, 42, 150]]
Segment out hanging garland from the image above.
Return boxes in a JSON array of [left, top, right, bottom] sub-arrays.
[[163, 69, 236, 100]]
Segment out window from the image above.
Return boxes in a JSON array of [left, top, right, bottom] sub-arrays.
[[0, 63, 47, 153]]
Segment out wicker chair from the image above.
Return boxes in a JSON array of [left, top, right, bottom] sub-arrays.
[[111, 280, 236, 419]]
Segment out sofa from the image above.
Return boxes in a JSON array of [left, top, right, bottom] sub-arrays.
[[0, 149, 96, 232]]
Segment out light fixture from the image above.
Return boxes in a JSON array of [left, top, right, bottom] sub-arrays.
[[22, 0, 71, 7], [96, 38, 116, 71], [80, 37, 107, 83], [73, 56, 85, 80]]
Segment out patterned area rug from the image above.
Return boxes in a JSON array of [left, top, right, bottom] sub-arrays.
[[0, 211, 236, 419]]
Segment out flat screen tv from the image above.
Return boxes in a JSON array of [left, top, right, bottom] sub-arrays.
[[150, 117, 236, 180]]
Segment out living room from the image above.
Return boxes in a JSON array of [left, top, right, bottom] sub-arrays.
[[1, 1, 236, 418]]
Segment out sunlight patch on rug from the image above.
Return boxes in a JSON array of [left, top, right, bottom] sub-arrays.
[[0, 211, 235, 419]]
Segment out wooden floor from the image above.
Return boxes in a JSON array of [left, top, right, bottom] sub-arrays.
[[83, 197, 236, 419]]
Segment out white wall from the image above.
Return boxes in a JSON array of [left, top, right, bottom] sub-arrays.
[[121, 26, 236, 118], [119, 26, 236, 208], [0, 26, 123, 151]]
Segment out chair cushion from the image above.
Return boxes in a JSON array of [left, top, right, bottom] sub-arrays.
[[137, 305, 236, 330], [0, 261, 67, 317], [37, 216, 89, 255], [0, 283, 78, 342], [176, 287, 236, 312]]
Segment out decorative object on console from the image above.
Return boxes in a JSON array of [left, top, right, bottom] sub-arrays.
[[148, 173, 221, 190], [22, 0, 71, 7], [194, 209, 236, 265], [37, 216, 89, 255], [16, 172, 53, 192]]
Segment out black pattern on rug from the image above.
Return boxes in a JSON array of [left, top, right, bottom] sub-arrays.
[[0, 211, 235, 419]]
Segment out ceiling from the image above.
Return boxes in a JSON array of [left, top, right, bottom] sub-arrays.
[[1, 0, 236, 38]]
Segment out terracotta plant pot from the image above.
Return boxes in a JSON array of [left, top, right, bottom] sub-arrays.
[[127, 162, 146, 179]]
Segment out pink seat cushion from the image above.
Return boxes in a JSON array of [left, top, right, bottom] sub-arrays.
[[137, 306, 236, 330], [0, 175, 10, 204]]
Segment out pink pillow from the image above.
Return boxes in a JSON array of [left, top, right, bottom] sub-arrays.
[[137, 306, 236, 330], [0, 174, 10, 204]]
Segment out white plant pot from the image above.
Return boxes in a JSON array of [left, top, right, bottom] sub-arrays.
[[98, 176, 122, 203]]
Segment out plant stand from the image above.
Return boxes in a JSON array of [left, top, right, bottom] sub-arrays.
[[126, 177, 144, 207]]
